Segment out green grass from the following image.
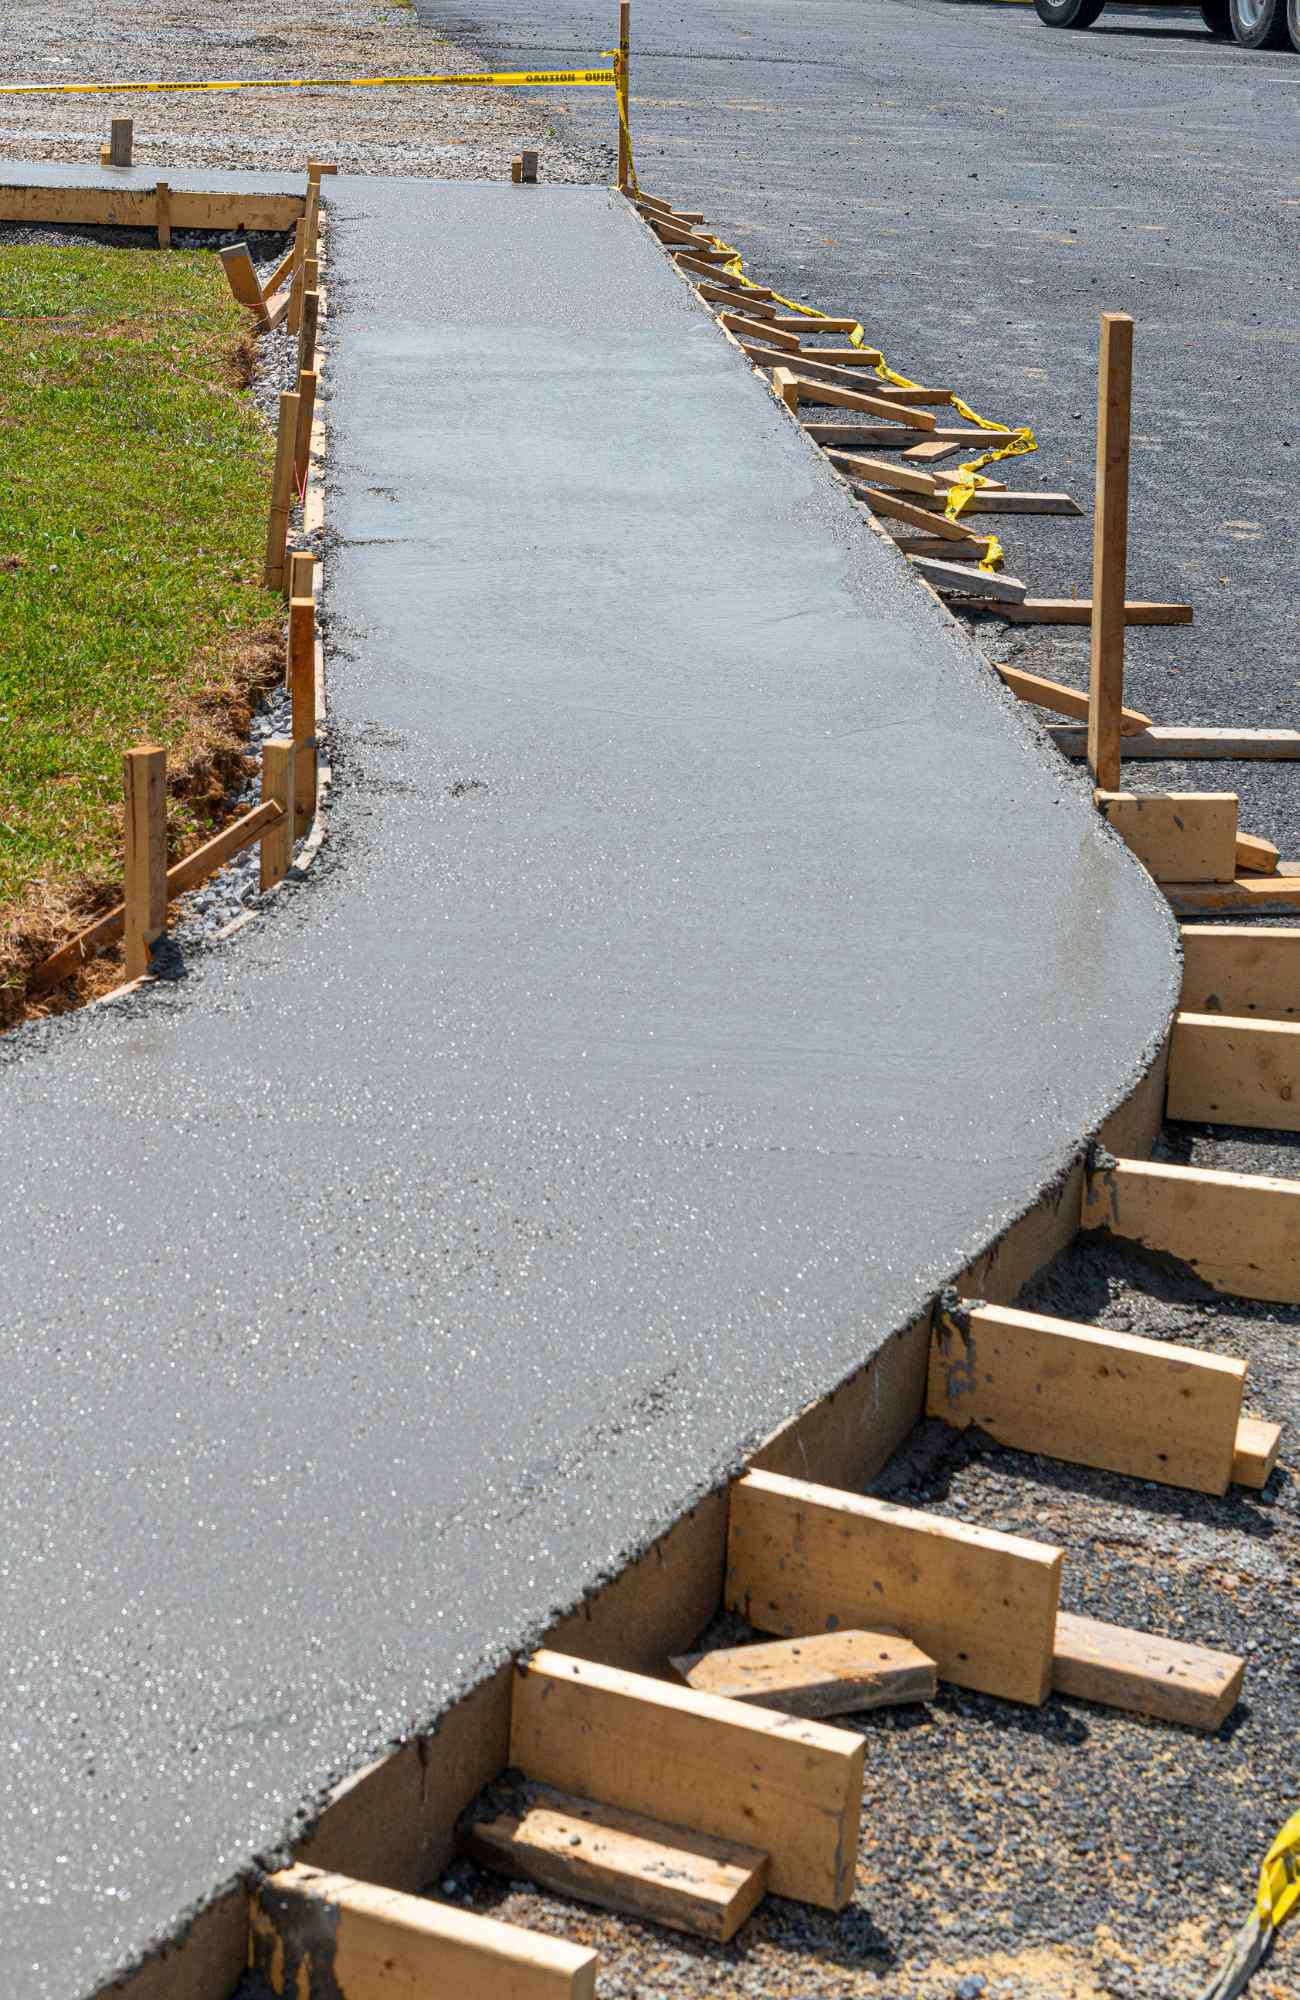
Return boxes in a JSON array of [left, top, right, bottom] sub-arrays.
[[0, 241, 275, 920]]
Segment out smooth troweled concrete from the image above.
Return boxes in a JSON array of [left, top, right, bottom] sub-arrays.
[[0, 175, 1177, 2000]]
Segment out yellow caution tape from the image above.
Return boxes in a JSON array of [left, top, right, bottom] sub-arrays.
[[1257, 1809, 1300, 1932], [0, 67, 615, 98], [617, 118, 1034, 575]]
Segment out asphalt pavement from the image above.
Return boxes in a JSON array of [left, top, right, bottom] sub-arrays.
[[0, 166, 1174, 2000], [422, 0, 1300, 844]]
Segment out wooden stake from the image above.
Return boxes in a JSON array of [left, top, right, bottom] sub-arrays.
[[298, 287, 320, 375], [122, 745, 168, 981], [289, 549, 316, 604], [155, 179, 171, 251], [286, 218, 307, 336], [519, 148, 539, 183], [218, 243, 270, 327], [996, 664, 1153, 735], [1086, 311, 1134, 789], [289, 594, 318, 834], [292, 366, 319, 493], [252, 1864, 597, 1999], [108, 117, 133, 167], [259, 738, 295, 891], [617, 0, 632, 194], [263, 389, 300, 591]]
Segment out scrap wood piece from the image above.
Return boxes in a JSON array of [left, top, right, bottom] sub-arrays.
[[825, 447, 939, 496], [953, 597, 1193, 625], [251, 1863, 597, 1999], [889, 534, 993, 562], [726, 1469, 1063, 1706], [462, 1778, 768, 1943], [1232, 1415, 1281, 1488], [858, 484, 990, 546], [958, 490, 1082, 515], [805, 421, 999, 448], [719, 310, 800, 351], [928, 1297, 1246, 1496], [1083, 1150, 1300, 1305], [1052, 1612, 1243, 1732], [1237, 830, 1280, 874], [670, 1629, 937, 1718], [1096, 790, 1239, 886], [1179, 923, 1300, 1019], [903, 438, 961, 462], [510, 1649, 862, 1910], [1048, 724, 1300, 761], [1165, 875, 1300, 917], [775, 371, 937, 431], [996, 663, 1153, 735], [766, 315, 868, 337], [910, 555, 1028, 603], [218, 243, 270, 327], [1168, 1010, 1300, 1135], [698, 280, 776, 316]]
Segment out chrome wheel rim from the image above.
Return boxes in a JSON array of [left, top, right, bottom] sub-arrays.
[[1234, 0, 1267, 27]]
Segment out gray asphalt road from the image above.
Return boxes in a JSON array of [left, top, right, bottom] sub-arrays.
[[423, 0, 1300, 844], [0, 166, 1174, 1999]]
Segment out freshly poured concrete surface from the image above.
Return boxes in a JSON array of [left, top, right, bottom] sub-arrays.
[[0, 177, 1177, 2000]]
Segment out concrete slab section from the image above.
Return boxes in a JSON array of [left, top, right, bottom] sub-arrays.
[[0, 177, 1177, 2000]]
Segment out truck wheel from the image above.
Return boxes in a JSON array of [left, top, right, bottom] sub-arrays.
[[1034, 0, 1107, 25], [1229, 0, 1290, 44], [1200, 0, 1233, 31], [1288, 0, 1300, 47]]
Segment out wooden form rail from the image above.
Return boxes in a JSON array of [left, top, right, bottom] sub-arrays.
[[727, 1470, 1244, 1730], [927, 1297, 1277, 1495], [0, 179, 303, 234], [252, 1863, 598, 1998], [1084, 1148, 1300, 1305]]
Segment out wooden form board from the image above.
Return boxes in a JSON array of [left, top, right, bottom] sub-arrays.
[[825, 449, 939, 497], [1236, 831, 1279, 874], [928, 1299, 1245, 1495], [509, 1649, 863, 1909], [250, 1863, 597, 1999], [0, 181, 303, 232], [1096, 791, 1239, 885], [1167, 1011, 1300, 1133], [1047, 724, 1300, 761], [778, 372, 937, 430], [671, 1630, 937, 1718], [995, 664, 1152, 735], [1232, 1415, 1281, 1488], [959, 490, 1082, 515], [726, 1469, 1063, 1706], [806, 422, 997, 448], [1083, 1153, 1300, 1304], [911, 555, 1028, 604], [1052, 1612, 1242, 1732], [856, 485, 989, 548], [464, 1782, 768, 1943], [1166, 876, 1300, 916], [1180, 924, 1300, 1018]]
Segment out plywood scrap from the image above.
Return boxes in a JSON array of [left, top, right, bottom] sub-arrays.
[[928, 1296, 1245, 1496], [250, 1863, 597, 1999], [726, 1469, 1062, 1706], [463, 1778, 768, 1942], [1096, 790, 1238, 885], [996, 664, 1153, 735], [1167, 1011, 1300, 1134], [1180, 924, 1300, 1018], [1052, 1612, 1243, 1732], [509, 1649, 862, 1909], [1083, 1149, 1300, 1305], [670, 1629, 937, 1718]]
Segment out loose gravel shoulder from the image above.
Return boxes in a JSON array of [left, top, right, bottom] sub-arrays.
[[0, 0, 611, 183]]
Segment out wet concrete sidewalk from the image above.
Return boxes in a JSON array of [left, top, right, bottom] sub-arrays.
[[0, 174, 1176, 2000]]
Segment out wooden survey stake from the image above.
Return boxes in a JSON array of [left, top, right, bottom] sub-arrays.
[[122, 746, 167, 981], [1087, 312, 1134, 789]]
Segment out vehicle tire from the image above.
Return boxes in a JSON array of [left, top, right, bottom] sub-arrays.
[[1288, 0, 1300, 48], [1200, 0, 1233, 32], [1034, 0, 1107, 26], [1229, 0, 1290, 45]]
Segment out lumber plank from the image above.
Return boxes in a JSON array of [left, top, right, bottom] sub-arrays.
[[218, 244, 269, 325], [1096, 790, 1239, 885], [463, 1780, 768, 1943], [1083, 1152, 1300, 1304], [804, 422, 998, 448], [670, 245, 735, 270], [670, 1630, 937, 1718], [910, 556, 1028, 604], [1088, 312, 1133, 790], [1179, 924, 1300, 1018], [792, 345, 895, 369], [650, 215, 717, 251], [1047, 724, 1300, 761], [1236, 830, 1280, 874], [1167, 1011, 1300, 1133], [996, 664, 1153, 735], [857, 484, 989, 546], [259, 739, 296, 892], [761, 352, 947, 405], [1052, 1612, 1243, 1732], [726, 1469, 1063, 1706], [0, 182, 302, 232], [250, 1863, 597, 1999], [1231, 1415, 1281, 1488], [928, 1298, 1245, 1495], [777, 373, 937, 431], [719, 310, 799, 351], [889, 535, 992, 562], [959, 490, 1082, 515], [697, 281, 776, 316], [510, 1649, 863, 1909], [766, 316, 868, 336], [1165, 876, 1300, 916], [956, 597, 1193, 625], [824, 449, 939, 496]]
